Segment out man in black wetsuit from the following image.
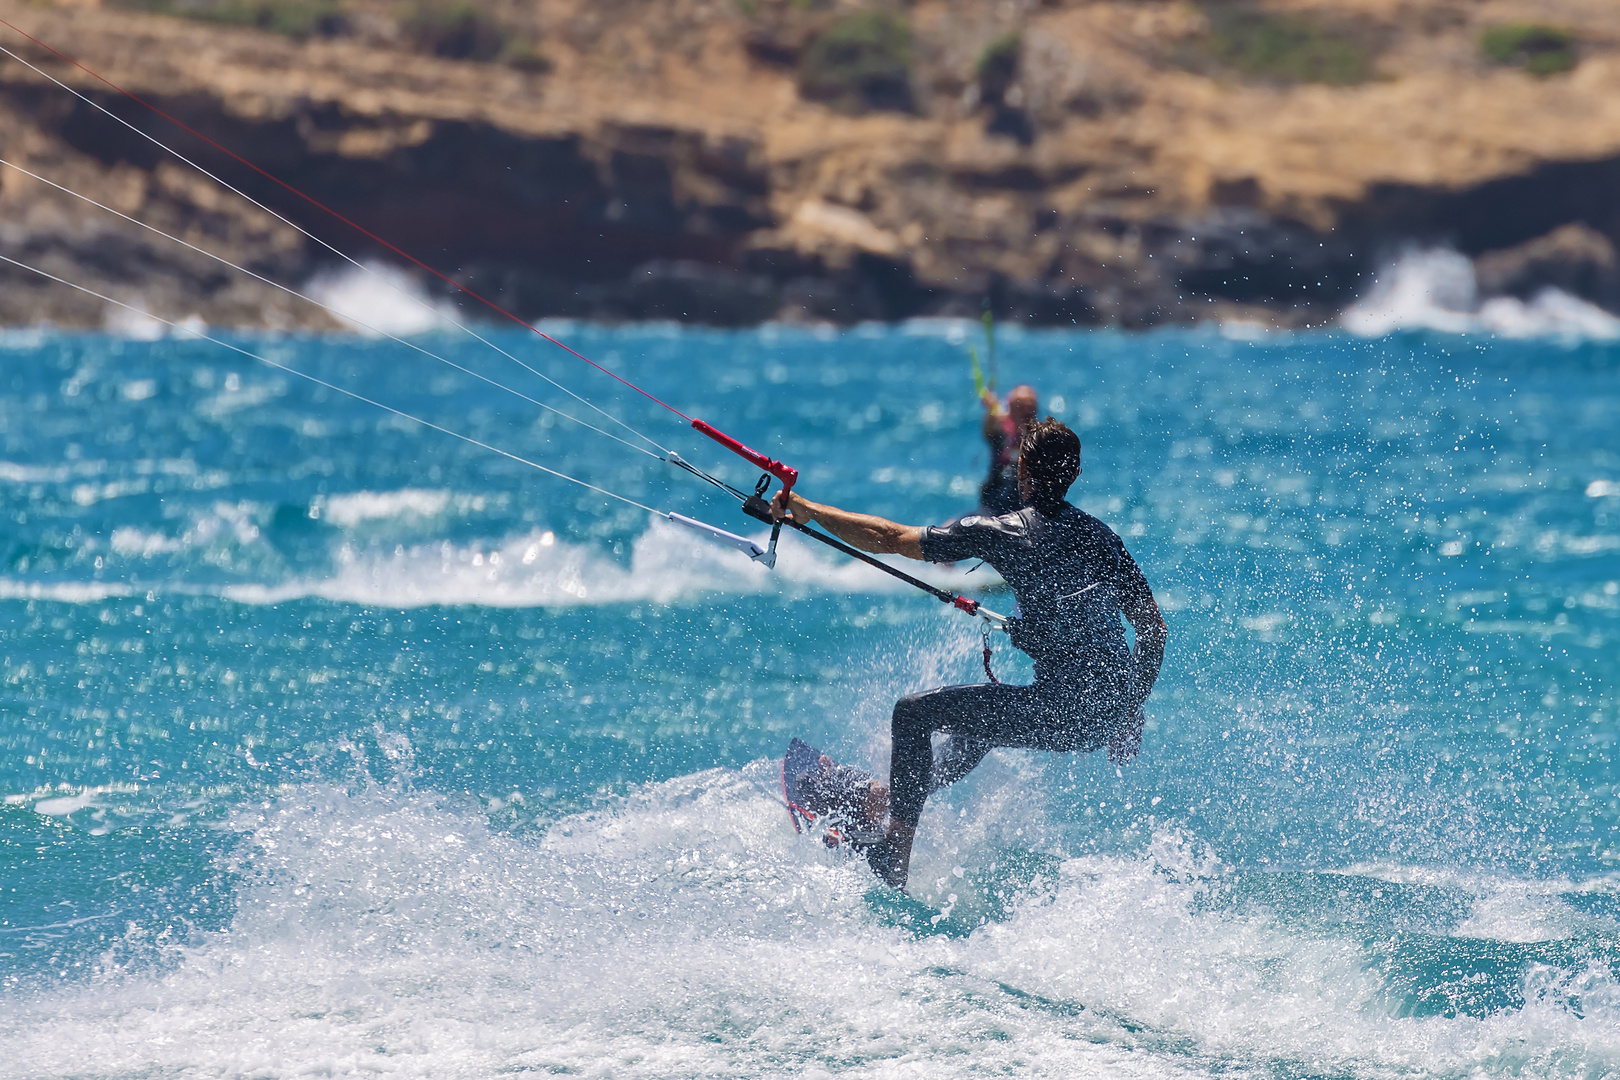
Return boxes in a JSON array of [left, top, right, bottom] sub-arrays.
[[772, 418, 1166, 889]]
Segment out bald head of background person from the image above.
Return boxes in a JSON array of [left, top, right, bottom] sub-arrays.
[[1006, 384, 1038, 427], [979, 384, 1040, 515]]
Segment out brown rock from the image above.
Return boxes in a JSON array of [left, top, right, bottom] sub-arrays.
[[1474, 223, 1620, 308], [4, 0, 1620, 327]]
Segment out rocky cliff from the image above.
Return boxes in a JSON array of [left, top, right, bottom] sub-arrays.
[[3, 0, 1620, 329]]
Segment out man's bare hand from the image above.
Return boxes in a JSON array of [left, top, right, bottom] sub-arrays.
[[1123, 594, 1167, 706], [770, 489, 814, 525]]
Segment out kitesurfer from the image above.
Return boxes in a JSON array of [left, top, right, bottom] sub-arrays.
[[772, 417, 1166, 889], [979, 383, 1039, 514]]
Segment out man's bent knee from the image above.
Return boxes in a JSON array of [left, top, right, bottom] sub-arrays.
[[891, 690, 932, 723], [887, 694, 939, 828]]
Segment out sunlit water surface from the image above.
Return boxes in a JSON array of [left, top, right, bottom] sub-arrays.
[[1, 322, 1617, 1078]]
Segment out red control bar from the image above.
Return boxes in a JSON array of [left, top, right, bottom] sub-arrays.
[[691, 419, 799, 495]]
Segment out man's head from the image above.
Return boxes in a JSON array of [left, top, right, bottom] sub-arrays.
[[1016, 418, 1081, 508], [1007, 385, 1039, 428]]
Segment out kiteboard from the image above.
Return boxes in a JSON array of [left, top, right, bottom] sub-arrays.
[[781, 737, 887, 849]]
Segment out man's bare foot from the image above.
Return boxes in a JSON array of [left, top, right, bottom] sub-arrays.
[[864, 781, 890, 827]]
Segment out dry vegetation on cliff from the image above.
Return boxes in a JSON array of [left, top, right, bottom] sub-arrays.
[[2, 0, 1620, 327]]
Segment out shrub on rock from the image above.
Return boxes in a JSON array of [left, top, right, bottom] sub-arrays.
[[112, 0, 349, 39], [1198, 3, 1373, 85], [1481, 24, 1577, 77], [798, 11, 914, 114], [976, 32, 1021, 107]]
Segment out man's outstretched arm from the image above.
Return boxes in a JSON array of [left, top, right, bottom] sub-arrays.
[[771, 490, 926, 561], [1123, 593, 1167, 701]]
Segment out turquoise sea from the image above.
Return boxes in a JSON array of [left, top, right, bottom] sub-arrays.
[[1, 320, 1616, 1077]]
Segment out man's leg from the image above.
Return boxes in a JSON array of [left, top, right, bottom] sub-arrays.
[[887, 683, 1014, 827], [871, 682, 1039, 887], [931, 735, 994, 793]]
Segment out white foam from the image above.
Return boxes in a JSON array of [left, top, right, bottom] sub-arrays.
[[119, 378, 157, 402], [304, 261, 456, 336], [0, 457, 214, 486], [1218, 319, 1272, 341], [0, 578, 135, 602], [0, 327, 51, 350], [0, 459, 104, 484], [1342, 247, 1620, 340], [1480, 289, 1620, 340], [224, 516, 999, 609], [101, 300, 207, 340], [899, 316, 980, 341], [195, 376, 285, 419], [100, 502, 264, 563], [32, 791, 99, 816], [101, 298, 167, 341], [0, 515, 1002, 611], [110, 526, 186, 556], [4, 775, 1614, 1078], [315, 488, 452, 527]]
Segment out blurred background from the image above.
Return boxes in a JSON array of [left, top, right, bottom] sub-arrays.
[[2, 0, 1617, 331]]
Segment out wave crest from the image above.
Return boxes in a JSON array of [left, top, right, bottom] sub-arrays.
[[223, 516, 995, 608], [1342, 248, 1620, 340]]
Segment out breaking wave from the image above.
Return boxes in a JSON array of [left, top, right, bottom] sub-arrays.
[[1341, 248, 1620, 340], [304, 261, 457, 336], [312, 488, 454, 527], [4, 770, 1615, 1078], [0, 494, 999, 610], [226, 516, 995, 608]]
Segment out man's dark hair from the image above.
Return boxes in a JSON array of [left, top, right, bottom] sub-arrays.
[[1021, 417, 1081, 508]]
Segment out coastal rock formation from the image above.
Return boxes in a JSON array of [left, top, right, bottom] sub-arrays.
[[1474, 223, 1620, 309], [3, 0, 1620, 328]]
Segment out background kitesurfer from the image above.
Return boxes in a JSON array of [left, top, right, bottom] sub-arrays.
[[773, 417, 1167, 889], [979, 383, 1040, 514]]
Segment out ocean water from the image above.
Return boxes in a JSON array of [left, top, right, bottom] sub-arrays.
[[0, 320, 1616, 1078]]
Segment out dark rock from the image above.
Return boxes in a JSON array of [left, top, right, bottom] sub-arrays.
[[1473, 224, 1620, 309], [985, 106, 1035, 146]]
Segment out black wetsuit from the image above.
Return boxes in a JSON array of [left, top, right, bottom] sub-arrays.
[[888, 501, 1156, 827]]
